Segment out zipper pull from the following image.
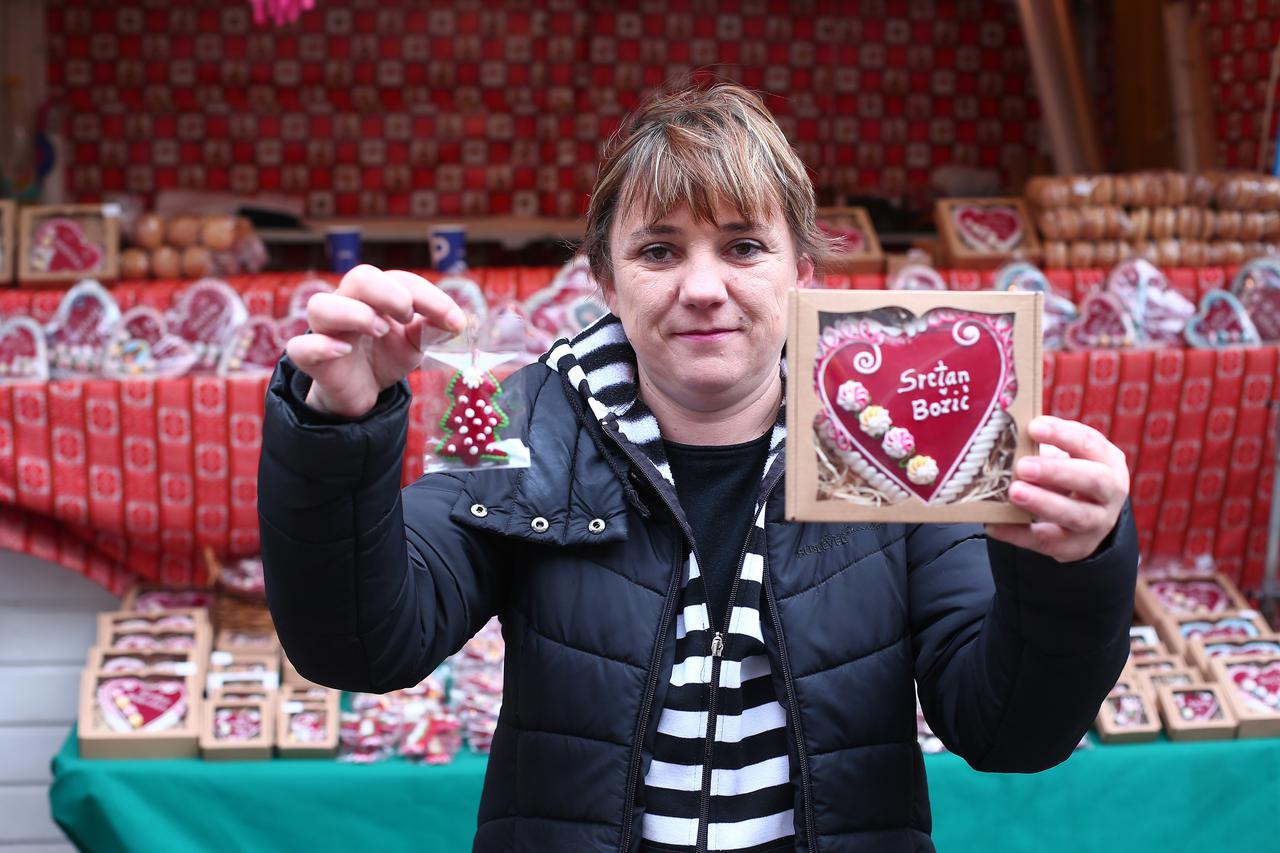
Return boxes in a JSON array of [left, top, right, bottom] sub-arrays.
[[711, 631, 724, 658]]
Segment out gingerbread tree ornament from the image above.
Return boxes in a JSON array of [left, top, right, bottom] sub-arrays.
[[436, 363, 511, 466]]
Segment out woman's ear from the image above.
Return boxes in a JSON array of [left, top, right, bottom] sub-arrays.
[[598, 275, 617, 313], [795, 256, 815, 289]]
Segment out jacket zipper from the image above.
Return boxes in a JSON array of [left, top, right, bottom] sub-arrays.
[[763, 549, 819, 852], [696, 632, 724, 853]]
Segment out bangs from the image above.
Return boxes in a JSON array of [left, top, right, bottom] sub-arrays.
[[614, 120, 785, 230]]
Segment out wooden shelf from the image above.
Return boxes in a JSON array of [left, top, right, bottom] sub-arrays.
[[256, 216, 586, 249]]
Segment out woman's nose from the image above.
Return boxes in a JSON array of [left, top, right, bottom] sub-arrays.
[[678, 249, 729, 308]]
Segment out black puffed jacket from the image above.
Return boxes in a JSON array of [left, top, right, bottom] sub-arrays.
[[259, 355, 1139, 853]]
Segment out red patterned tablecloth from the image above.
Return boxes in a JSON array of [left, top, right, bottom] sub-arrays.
[[0, 269, 1275, 597]]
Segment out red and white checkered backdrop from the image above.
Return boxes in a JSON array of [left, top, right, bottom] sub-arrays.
[[1206, 0, 1280, 169], [47, 0, 1042, 218]]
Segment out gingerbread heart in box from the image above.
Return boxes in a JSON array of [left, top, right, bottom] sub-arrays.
[[1106, 258, 1194, 346], [1150, 579, 1231, 614], [218, 317, 284, 375], [1065, 291, 1136, 350], [1231, 256, 1280, 342], [166, 278, 248, 372], [1185, 291, 1260, 348], [96, 676, 188, 732], [813, 307, 1018, 506], [43, 279, 121, 377], [0, 317, 49, 383], [100, 306, 197, 380], [1171, 689, 1223, 721], [213, 706, 263, 741], [133, 589, 213, 611], [952, 203, 1024, 253], [30, 217, 105, 274], [1226, 661, 1280, 712], [887, 263, 946, 291]]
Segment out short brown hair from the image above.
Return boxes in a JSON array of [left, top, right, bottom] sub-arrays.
[[583, 82, 830, 285]]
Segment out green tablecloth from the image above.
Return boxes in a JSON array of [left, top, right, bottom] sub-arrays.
[[50, 728, 1280, 852]]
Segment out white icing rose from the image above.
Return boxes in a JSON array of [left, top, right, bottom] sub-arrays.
[[858, 405, 892, 438], [836, 380, 870, 413], [906, 455, 939, 485], [881, 427, 916, 460]]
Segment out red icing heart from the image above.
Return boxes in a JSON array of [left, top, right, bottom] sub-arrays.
[[1228, 661, 1280, 712], [30, 217, 104, 274], [815, 309, 1016, 504], [134, 589, 213, 611], [953, 204, 1023, 253], [1186, 292, 1259, 347], [1150, 580, 1229, 614], [166, 279, 248, 371], [218, 317, 284, 375], [819, 220, 867, 253], [1065, 292, 1136, 350], [96, 677, 188, 732], [44, 280, 121, 376], [287, 278, 334, 317], [275, 315, 309, 341], [1107, 259, 1193, 346], [1172, 689, 1221, 721], [1234, 260, 1280, 342], [213, 707, 263, 741], [0, 317, 48, 383], [101, 306, 197, 379]]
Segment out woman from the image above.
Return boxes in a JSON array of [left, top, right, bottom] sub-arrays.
[[260, 84, 1137, 853]]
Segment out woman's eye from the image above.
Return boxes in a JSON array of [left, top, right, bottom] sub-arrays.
[[640, 245, 673, 262], [729, 240, 764, 259]]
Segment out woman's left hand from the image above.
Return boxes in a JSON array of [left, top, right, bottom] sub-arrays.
[[985, 416, 1130, 564]]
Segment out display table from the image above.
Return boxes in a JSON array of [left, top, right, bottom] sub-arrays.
[[49, 727, 1280, 852]]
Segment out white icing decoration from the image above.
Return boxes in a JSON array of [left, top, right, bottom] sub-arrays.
[[859, 405, 892, 437], [906, 455, 939, 485], [816, 418, 909, 502], [836, 380, 870, 412], [882, 427, 915, 460], [853, 344, 881, 375], [953, 320, 981, 346]]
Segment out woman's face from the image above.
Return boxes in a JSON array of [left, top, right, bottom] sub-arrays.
[[604, 199, 814, 414]]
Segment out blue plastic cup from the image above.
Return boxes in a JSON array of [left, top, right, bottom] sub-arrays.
[[430, 223, 467, 273], [325, 226, 362, 274]]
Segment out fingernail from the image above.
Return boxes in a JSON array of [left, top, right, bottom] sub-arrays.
[[332, 341, 353, 356], [1009, 482, 1029, 504], [372, 317, 390, 337], [1018, 458, 1040, 479], [447, 307, 466, 332]]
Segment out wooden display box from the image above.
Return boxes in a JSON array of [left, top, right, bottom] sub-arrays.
[[0, 200, 14, 283], [1125, 653, 1186, 678], [816, 206, 885, 274], [1186, 632, 1280, 679], [1135, 572, 1251, 625], [1135, 666, 1198, 698], [933, 197, 1041, 269], [17, 203, 120, 285], [276, 694, 339, 758], [1156, 683, 1238, 741], [214, 627, 280, 655], [206, 650, 280, 693], [87, 646, 200, 681], [1129, 624, 1162, 653], [208, 686, 273, 703], [121, 584, 215, 615], [78, 669, 201, 759], [1095, 690, 1161, 744], [97, 609, 211, 660], [1157, 610, 1273, 658], [1208, 655, 1280, 738], [200, 697, 276, 761], [786, 289, 1041, 524]]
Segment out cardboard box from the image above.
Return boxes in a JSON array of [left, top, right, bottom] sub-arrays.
[[200, 697, 276, 761], [121, 584, 215, 615], [78, 670, 201, 759], [214, 627, 280, 655], [1156, 683, 1238, 741], [1186, 632, 1280, 680], [934, 197, 1042, 269], [1095, 690, 1161, 744], [816, 206, 885, 275], [1134, 666, 1199, 698], [1135, 572, 1251, 625], [86, 646, 201, 682], [0, 200, 14, 283], [1157, 610, 1274, 658], [276, 694, 340, 758], [206, 650, 281, 693], [786, 289, 1041, 524], [17, 203, 120, 284], [96, 610, 211, 661], [1209, 654, 1280, 738], [1125, 653, 1186, 678]]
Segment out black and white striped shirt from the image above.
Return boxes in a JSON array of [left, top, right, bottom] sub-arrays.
[[543, 315, 794, 852]]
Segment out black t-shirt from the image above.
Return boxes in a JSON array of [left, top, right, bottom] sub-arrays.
[[663, 430, 773, 629]]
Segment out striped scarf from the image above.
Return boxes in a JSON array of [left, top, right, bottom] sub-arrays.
[[542, 314, 794, 852]]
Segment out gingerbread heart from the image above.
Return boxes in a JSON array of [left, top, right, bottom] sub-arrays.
[[1185, 291, 1261, 348], [1227, 661, 1280, 712], [275, 314, 310, 342], [213, 707, 263, 741], [887, 263, 946, 291], [1106, 258, 1193, 346], [819, 219, 868, 254], [133, 589, 213, 611], [0, 317, 49, 383], [1232, 256, 1280, 342], [1205, 640, 1280, 658], [1182, 617, 1261, 641], [1065, 291, 1136, 350], [993, 262, 1077, 350], [96, 677, 188, 732], [526, 258, 598, 337], [287, 277, 335, 318], [814, 308, 1017, 505], [218, 317, 284, 375], [100, 306, 198, 380], [953, 204, 1024, 253], [166, 278, 249, 372], [30, 217, 104, 274], [1172, 689, 1221, 721], [44, 279, 121, 377], [290, 710, 328, 743], [102, 656, 148, 673], [438, 276, 489, 325], [1150, 580, 1229, 614]]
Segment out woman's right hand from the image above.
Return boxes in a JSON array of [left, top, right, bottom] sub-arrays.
[[286, 265, 467, 418]]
